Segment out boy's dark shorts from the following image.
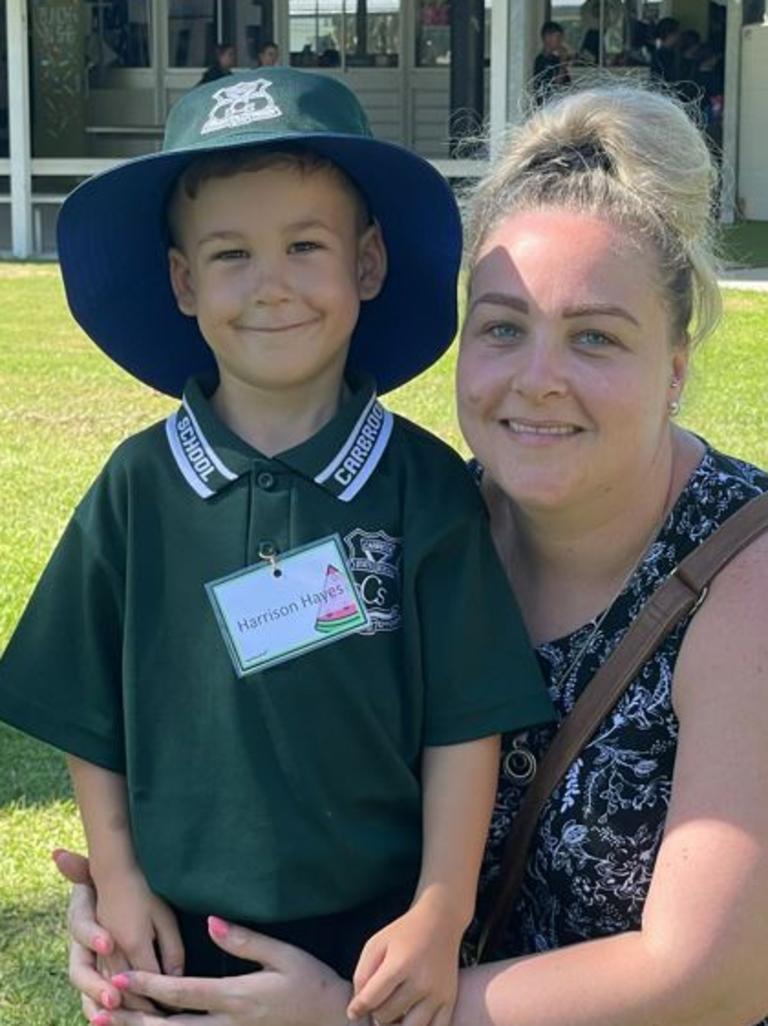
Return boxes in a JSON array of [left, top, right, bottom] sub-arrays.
[[173, 888, 413, 980]]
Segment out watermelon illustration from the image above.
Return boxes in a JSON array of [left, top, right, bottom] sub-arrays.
[[314, 565, 361, 634]]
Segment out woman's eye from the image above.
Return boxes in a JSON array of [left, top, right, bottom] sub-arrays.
[[485, 322, 522, 341], [575, 329, 615, 349], [289, 240, 322, 254]]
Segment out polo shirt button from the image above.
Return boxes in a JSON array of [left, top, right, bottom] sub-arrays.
[[256, 471, 275, 490]]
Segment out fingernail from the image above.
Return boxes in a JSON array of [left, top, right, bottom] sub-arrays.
[[100, 990, 118, 1010], [91, 1015, 112, 1026], [111, 973, 132, 990], [208, 915, 229, 939], [93, 935, 111, 955]]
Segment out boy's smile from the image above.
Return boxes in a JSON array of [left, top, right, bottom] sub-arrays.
[[169, 165, 386, 411]]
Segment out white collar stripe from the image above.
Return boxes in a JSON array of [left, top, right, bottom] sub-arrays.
[[315, 392, 378, 484], [165, 413, 215, 499], [336, 407, 393, 503], [181, 397, 238, 481]]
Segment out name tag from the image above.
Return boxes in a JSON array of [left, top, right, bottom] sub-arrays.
[[206, 535, 370, 677]]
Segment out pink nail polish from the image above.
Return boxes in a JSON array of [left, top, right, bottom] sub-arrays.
[[93, 935, 111, 955], [101, 990, 118, 1010], [91, 1014, 112, 1026], [111, 973, 131, 990], [208, 915, 229, 939]]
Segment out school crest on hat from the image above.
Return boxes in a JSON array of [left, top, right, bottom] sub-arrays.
[[201, 79, 282, 135]]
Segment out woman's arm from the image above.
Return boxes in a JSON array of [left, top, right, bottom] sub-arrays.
[[452, 532, 768, 1026]]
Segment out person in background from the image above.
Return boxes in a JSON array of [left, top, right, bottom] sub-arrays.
[[257, 41, 280, 67], [533, 21, 572, 106], [198, 42, 236, 85], [650, 16, 681, 83]]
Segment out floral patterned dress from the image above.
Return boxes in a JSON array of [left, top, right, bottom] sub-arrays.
[[475, 445, 768, 1022]]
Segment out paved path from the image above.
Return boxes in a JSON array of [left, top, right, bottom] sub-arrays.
[[718, 267, 768, 292]]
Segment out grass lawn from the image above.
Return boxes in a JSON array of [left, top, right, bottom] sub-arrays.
[[720, 220, 768, 268], [1, 263, 767, 1026]]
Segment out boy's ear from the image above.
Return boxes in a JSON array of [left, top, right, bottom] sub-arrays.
[[357, 221, 387, 302], [168, 247, 197, 316]]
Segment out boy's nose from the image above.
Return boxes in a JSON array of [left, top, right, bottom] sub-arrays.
[[248, 259, 291, 305]]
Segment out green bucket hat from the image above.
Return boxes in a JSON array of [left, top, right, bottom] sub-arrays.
[[57, 68, 462, 397]]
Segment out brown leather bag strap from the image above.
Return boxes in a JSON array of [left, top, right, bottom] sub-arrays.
[[476, 490, 768, 961]]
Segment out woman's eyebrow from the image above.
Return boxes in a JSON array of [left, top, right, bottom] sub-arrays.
[[468, 293, 529, 316], [562, 303, 640, 326]]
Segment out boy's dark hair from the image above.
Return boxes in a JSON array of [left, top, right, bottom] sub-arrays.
[[656, 17, 681, 42], [167, 146, 371, 247], [215, 42, 234, 54], [540, 20, 564, 39], [258, 40, 278, 54]]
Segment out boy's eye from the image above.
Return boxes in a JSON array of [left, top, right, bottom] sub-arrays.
[[212, 248, 248, 261], [288, 240, 323, 254]]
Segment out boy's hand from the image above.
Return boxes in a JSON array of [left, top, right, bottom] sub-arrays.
[[347, 899, 463, 1026], [93, 863, 185, 978]]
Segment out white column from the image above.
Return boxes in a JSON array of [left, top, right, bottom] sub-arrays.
[[489, 0, 545, 158], [7, 0, 33, 257], [721, 0, 742, 224]]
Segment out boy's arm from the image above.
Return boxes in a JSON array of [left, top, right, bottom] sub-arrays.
[[67, 756, 184, 976], [348, 737, 499, 1026], [416, 737, 500, 929]]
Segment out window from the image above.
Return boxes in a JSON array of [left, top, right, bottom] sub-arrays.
[[415, 1, 493, 69], [85, 0, 152, 77], [289, 1, 399, 69], [168, 1, 275, 70], [547, 1, 661, 68], [168, 0, 215, 69]]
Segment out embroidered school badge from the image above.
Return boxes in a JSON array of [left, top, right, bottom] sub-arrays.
[[343, 528, 402, 634], [201, 79, 282, 135]]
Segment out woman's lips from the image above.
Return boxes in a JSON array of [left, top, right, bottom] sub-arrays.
[[502, 418, 582, 437]]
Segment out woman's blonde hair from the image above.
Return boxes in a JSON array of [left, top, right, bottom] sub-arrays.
[[463, 85, 722, 346]]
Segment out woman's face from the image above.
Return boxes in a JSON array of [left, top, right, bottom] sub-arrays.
[[457, 208, 689, 514]]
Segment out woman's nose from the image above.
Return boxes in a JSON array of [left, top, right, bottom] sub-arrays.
[[511, 337, 568, 400]]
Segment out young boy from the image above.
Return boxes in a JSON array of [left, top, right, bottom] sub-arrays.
[[0, 70, 552, 1025], [533, 20, 572, 106]]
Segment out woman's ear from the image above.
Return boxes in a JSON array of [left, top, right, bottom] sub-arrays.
[[168, 248, 197, 316], [357, 221, 388, 302]]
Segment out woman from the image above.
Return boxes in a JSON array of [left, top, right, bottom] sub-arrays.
[[61, 84, 768, 1026]]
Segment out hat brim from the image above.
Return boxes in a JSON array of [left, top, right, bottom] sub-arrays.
[[57, 134, 462, 397]]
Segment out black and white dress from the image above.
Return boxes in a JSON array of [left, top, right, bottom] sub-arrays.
[[476, 445, 768, 1021]]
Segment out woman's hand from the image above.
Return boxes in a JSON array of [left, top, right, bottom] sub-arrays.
[[53, 851, 357, 1026], [100, 918, 358, 1026]]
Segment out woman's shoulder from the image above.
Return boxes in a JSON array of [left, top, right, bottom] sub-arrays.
[[667, 439, 768, 549], [673, 442, 768, 705]]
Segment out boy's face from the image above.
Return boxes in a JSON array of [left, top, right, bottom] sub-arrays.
[[260, 45, 279, 66], [169, 166, 386, 398], [543, 30, 563, 53]]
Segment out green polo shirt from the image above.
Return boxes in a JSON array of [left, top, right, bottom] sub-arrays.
[[0, 375, 553, 922]]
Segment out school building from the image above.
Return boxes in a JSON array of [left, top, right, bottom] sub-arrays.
[[1, 0, 767, 258]]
